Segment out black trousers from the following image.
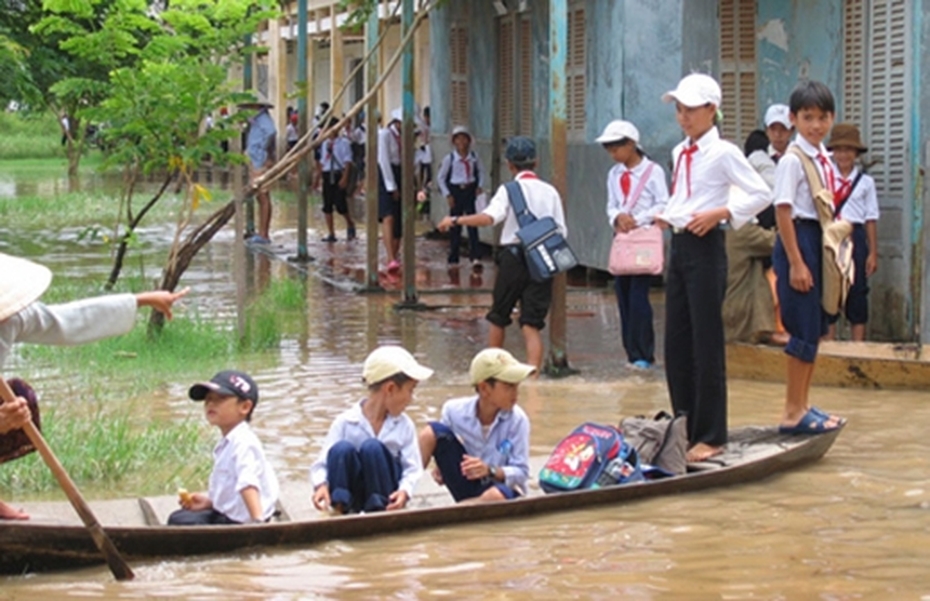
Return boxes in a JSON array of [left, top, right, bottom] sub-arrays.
[[664, 229, 728, 447]]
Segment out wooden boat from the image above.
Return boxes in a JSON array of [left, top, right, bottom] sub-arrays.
[[727, 340, 930, 389], [0, 425, 843, 575]]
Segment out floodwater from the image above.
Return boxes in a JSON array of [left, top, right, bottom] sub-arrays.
[[2, 164, 930, 599]]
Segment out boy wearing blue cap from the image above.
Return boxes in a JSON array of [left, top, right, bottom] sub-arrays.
[[437, 136, 567, 372], [168, 370, 279, 525]]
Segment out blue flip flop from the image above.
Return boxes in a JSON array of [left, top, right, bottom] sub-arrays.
[[778, 407, 846, 435]]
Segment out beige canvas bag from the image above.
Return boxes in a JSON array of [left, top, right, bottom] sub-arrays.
[[787, 147, 854, 315]]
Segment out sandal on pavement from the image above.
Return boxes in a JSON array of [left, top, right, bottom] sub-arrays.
[[778, 407, 846, 435]]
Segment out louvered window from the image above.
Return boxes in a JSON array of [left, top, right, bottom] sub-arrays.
[[498, 17, 515, 139], [842, 0, 866, 125], [518, 15, 533, 136], [866, 0, 907, 202], [718, 0, 757, 144], [450, 19, 469, 127], [566, 0, 585, 139]]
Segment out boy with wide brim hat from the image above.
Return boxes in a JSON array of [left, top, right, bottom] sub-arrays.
[[0, 253, 188, 519]]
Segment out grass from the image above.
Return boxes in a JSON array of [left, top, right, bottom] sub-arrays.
[[0, 111, 65, 160], [243, 277, 308, 351], [0, 404, 213, 498]]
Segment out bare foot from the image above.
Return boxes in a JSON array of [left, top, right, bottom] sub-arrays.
[[686, 443, 724, 463], [0, 500, 29, 520], [767, 332, 790, 346]]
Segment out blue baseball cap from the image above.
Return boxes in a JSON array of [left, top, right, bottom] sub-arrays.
[[505, 136, 536, 163]]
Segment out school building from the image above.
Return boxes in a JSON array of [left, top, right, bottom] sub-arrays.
[[256, 0, 926, 343]]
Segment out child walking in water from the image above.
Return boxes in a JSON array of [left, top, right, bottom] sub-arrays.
[[656, 74, 771, 462], [597, 119, 668, 369]]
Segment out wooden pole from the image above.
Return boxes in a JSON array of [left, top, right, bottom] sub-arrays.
[[398, 0, 423, 308], [0, 377, 134, 581], [364, 6, 381, 289], [293, 0, 312, 262]]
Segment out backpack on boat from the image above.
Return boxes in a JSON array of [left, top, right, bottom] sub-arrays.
[[538, 422, 643, 493], [619, 411, 688, 476]]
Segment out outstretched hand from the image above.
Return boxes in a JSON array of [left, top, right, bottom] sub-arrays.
[[135, 287, 190, 320]]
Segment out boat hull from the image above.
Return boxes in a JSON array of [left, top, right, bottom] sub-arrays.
[[0, 426, 842, 575]]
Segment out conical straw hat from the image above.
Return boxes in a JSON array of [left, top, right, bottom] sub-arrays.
[[0, 253, 52, 321]]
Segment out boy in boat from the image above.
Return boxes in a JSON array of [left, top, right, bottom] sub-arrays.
[[311, 346, 432, 514], [0, 252, 188, 520], [418, 348, 533, 503], [169, 370, 279, 525]]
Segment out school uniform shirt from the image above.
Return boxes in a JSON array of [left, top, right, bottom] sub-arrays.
[[436, 151, 485, 198], [320, 136, 353, 173], [208, 421, 280, 523], [772, 136, 833, 220], [659, 127, 771, 230], [832, 166, 880, 224], [377, 123, 402, 192], [440, 395, 530, 494], [605, 158, 669, 229], [415, 125, 432, 165], [747, 149, 776, 190], [246, 109, 276, 170], [309, 399, 424, 499], [483, 171, 568, 245], [0, 294, 138, 368], [285, 123, 298, 144], [768, 144, 785, 164]]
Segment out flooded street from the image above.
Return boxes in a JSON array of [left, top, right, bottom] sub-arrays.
[[2, 165, 930, 598]]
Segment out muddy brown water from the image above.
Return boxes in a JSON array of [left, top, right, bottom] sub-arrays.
[[2, 166, 930, 598]]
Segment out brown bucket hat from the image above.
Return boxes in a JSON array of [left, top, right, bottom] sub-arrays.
[[827, 123, 868, 153]]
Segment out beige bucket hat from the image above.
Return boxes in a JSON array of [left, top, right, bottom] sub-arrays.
[[0, 253, 52, 321]]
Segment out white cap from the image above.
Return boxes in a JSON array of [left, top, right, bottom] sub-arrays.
[[362, 345, 434, 385], [764, 104, 791, 128], [662, 73, 722, 108], [469, 348, 536, 385], [451, 125, 472, 139], [389, 108, 402, 123], [595, 120, 640, 145]]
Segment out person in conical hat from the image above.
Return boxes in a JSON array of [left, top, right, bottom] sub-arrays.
[[0, 252, 188, 520]]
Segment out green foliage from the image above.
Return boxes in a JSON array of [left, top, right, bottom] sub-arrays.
[[0, 405, 213, 498], [0, 111, 64, 159]]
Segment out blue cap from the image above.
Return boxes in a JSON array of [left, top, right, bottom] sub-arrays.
[[505, 136, 536, 163]]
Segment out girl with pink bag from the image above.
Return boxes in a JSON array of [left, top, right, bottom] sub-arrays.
[[598, 120, 669, 370]]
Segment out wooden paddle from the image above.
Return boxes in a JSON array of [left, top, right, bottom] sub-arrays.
[[0, 377, 134, 581]]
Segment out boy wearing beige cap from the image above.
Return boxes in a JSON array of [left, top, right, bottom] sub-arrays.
[[311, 345, 432, 514], [418, 348, 534, 503]]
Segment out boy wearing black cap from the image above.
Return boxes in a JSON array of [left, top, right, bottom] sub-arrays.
[[437, 136, 567, 372], [168, 370, 279, 526]]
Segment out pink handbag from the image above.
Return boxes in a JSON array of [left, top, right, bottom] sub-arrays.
[[608, 226, 664, 275], [607, 162, 664, 276]]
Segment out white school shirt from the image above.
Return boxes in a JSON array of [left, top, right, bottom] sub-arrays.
[[309, 399, 424, 499], [483, 171, 568, 245], [440, 396, 530, 494], [0, 294, 138, 368], [436, 150, 485, 197], [832, 166, 880, 224], [208, 421, 280, 523], [320, 136, 353, 173], [658, 127, 771, 230], [772, 136, 833, 220], [377, 124, 402, 192], [605, 158, 669, 229]]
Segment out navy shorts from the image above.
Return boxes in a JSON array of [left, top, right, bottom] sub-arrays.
[[378, 165, 403, 239], [773, 220, 829, 363], [486, 246, 553, 331]]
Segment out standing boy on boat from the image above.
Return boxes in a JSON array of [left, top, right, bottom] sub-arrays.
[[771, 81, 846, 434], [824, 123, 879, 342], [418, 348, 534, 503], [311, 346, 432, 514], [656, 74, 771, 462], [436, 136, 567, 373], [0, 252, 188, 520], [169, 370, 279, 525]]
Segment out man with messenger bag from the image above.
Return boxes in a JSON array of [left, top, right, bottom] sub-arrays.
[[438, 136, 571, 373]]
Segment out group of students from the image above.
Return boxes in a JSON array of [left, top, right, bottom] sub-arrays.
[[168, 345, 535, 525]]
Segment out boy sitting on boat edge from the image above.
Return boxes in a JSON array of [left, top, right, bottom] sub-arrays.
[[418, 348, 533, 503], [169, 370, 280, 525], [310, 346, 432, 514]]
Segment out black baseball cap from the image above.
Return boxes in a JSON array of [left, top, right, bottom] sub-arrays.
[[189, 370, 259, 405]]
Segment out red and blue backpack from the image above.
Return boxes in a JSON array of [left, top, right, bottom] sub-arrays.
[[538, 422, 643, 493]]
